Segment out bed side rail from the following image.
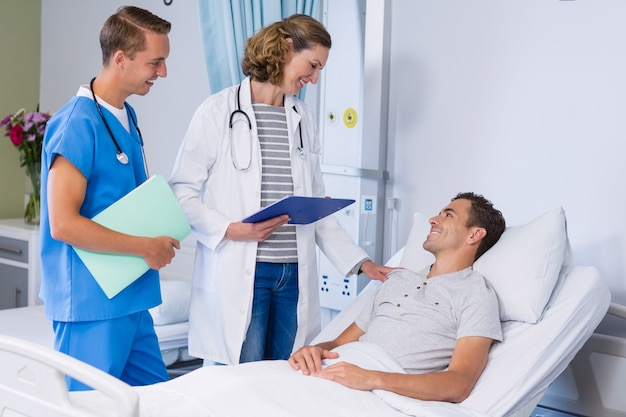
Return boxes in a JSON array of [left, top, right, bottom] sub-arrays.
[[0, 335, 138, 417]]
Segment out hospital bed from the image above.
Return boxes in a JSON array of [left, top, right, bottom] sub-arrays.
[[0, 242, 198, 375], [536, 301, 626, 416], [0, 208, 616, 417]]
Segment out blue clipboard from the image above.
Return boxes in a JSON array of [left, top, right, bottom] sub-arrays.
[[243, 196, 355, 225]]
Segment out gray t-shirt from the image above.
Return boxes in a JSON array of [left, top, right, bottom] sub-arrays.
[[355, 266, 502, 374]]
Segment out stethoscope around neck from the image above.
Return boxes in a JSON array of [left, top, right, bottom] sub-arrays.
[[229, 84, 305, 172], [90, 77, 144, 168]]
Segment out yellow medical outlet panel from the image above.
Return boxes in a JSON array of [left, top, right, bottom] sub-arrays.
[[343, 108, 357, 128]]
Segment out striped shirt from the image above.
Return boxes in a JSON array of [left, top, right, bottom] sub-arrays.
[[253, 103, 298, 263]]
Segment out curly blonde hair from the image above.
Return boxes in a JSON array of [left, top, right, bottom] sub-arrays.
[[241, 14, 331, 85]]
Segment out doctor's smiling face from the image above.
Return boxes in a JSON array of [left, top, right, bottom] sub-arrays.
[[240, 14, 331, 101], [281, 42, 329, 95]]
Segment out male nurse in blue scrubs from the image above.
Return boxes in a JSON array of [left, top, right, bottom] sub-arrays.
[[40, 6, 179, 391]]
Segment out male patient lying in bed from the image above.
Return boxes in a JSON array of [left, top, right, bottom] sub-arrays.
[[289, 192, 506, 403]]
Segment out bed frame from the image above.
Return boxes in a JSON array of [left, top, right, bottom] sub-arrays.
[[537, 303, 626, 417], [0, 334, 138, 417]]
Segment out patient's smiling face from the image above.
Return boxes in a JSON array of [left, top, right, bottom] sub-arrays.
[[423, 198, 473, 256]]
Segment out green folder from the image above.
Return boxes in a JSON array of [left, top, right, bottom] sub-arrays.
[[73, 174, 191, 299]]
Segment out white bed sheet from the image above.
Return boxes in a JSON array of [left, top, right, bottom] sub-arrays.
[[124, 342, 490, 417], [66, 263, 605, 417], [0, 263, 610, 417], [0, 242, 612, 417], [0, 304, 51, 347], [462, 265, 610, 416]]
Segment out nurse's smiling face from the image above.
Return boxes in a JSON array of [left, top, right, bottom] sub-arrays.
[[280, 42, 329, 95], [123, 31, 170, 97]]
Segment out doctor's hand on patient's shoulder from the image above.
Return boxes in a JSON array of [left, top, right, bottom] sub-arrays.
[[288, 345, 339, 375], [225, 215, 290, 242], [359, 260, 396, 282], [141, 236, 180, 270]]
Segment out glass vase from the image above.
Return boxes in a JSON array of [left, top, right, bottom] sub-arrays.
[[24, 161, 41, 225]]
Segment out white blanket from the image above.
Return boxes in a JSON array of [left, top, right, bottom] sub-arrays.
[[122, 266, 609, 417], [126, 341, 487, 417]]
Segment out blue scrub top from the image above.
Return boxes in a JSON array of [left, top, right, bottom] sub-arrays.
[[40, 96, 161, 322]]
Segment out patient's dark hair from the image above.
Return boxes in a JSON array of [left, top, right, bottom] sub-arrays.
[[100, 6, 171, 65], [452, 192, 506, 261]]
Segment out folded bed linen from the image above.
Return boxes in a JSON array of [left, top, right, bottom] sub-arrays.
[[153, 321, 188, 351], [0, 305, 190, 367]]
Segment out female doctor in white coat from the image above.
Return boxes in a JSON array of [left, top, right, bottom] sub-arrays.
[[169, 14, 392, 365]]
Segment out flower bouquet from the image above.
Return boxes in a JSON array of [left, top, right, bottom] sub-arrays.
[[1, 108, 51, 224]]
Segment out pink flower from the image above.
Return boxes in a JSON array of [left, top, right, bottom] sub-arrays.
[[2, 108, 51, 168], [0, 114, 12, 127], [9, 125, 23, 146], [23, 112, 51, 131]]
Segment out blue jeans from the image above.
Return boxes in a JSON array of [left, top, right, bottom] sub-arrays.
[[239, 262, 299, 363]]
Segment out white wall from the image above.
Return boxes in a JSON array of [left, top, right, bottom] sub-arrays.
[[384, 0, 626, 308], [39, 0, 209, 179], [39, 1, 626, 311]]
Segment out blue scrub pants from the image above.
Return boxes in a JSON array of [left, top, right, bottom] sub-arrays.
[[53, 310, 169, 391], [239, 262, 299, 363]]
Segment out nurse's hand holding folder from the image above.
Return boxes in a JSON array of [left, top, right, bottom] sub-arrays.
[[48, 158, 180, 271]]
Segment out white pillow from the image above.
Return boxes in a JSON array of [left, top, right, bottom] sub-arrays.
[[474, 207, 568, 323], [399, 212, 435, 272], [399, 208, 568, 323], [149, 279, 192, 325]]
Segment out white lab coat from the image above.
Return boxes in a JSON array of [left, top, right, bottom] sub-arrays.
[[169, 77, 368, 364]]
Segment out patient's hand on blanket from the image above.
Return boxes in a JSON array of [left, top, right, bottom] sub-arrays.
[[315, 361, 377, 391], [289, 347, 398, 393], [288, 345, 339, 375], [289, 323, 365, 375], [290, 325, 494, 403]]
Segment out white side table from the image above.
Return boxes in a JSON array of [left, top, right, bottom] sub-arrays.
[[0, 218, 41, 309]]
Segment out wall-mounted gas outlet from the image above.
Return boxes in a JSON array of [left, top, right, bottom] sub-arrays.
[[343, 108, 358, 128]]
